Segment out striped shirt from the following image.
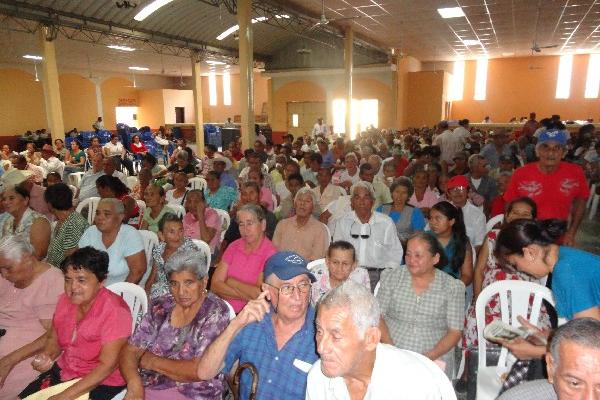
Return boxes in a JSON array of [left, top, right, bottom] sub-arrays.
[[46, 211, 90, 267]]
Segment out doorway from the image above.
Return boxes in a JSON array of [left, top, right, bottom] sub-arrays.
[[175, 107, 185, 123], [115, 106, 138, 128], [287, 101, 326, 137]]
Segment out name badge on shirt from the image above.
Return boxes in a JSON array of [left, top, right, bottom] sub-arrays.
[[293, 358, 312, 373]]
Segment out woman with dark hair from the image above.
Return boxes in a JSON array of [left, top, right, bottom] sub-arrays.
[[409, 167, 439, 216], [130, 134, 148, 158], [141, 184, 174, 233], [63, 140, 86, 179], [427, 201, 473, 286], [376, 232, 465, 377], [96, 175, 140, 228], [86, 136, 103, 160], [44, 183, 89, 267], [18, 247, 132, 399], [203, 170, 238, 212], [53, 139, 67, 162]]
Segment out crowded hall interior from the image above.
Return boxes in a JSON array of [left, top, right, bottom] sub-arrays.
[[1, 0, 600, 399]]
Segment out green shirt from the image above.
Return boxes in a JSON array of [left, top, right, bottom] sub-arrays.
[[143, 205, 174, 233], [47, 211, 90, 267]]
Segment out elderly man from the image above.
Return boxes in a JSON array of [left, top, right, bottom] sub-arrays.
[[434, 120, 467, 172], [12, 154, 44, 184], [273, 187, 329, 261], [480, 128, 512, 169], [312, 167, 343, 210], [358, 163, 391, 208], [446, 175, 486, 250], [307, 280, 456, 400], [196, 251, 319, 399], [239, 152, 276, 191], [103, 134, 134, 175], [339, 152, 360, 191], [466, 153, 498, 211], [160, 151, 196, 178], [504, 129, 589, 246], [211, 155, 236, 188], [77, 152, 105, 201], [38, 144, 63, 179], [498, 318, 600, 400], [103, 156, 128, 186], [330, 181, 403, 290]]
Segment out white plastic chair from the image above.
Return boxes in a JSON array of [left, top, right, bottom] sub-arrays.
[[69, 171, 85, 187], [587, 183, 596, 209], [214, 208, 231, 240], [224, 300, 236, 320], [126, 176, 139, 191], [323, 223, 332, 246], [169, 204, 186, 218], [75, 196, 101, 225], [486, 214, 504, 233], [136, 200, 146, 217], [189, 177, 207, 190], [138, 230, 159, 288], [588, 183, 599, 221], [271, 193, 278, 209], [192, 239, 212, 268], [475, 280, 557, 400], [307, 258, 326, 272], [68, 184, 78, 201]]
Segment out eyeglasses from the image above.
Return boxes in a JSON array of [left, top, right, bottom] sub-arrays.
[[350, 221, 371, 239], [266, 282, 312, 296]]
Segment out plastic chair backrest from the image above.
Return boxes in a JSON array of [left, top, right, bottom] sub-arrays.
[[307, 258, 326, 272], [486, 214, 504, 233], [189, 177, 207, 190], [192, 239, 212, 268], [75, 196, 100, 225], [69, 171, 85, 187], [138, 230, 159, 287], [214, 208, 231, 240], [107, 282, 148, 332], [323, 223, 332, 247], [136, 200, 146, 216], [224, 300, 236, 320], [169, 204, 186, 218], [271, 193, 278, 209]]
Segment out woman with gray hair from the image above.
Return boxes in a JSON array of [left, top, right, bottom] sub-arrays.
[[120, 248, 230, 399], [272, 186, 328, 261], [0, 236, 64, 398]]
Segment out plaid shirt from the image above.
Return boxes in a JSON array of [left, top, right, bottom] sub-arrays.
[[224, 307, 318, 400]]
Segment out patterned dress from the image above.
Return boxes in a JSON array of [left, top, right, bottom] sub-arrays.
[[149, 238, 198, 300], [1, 208, 47, 244]]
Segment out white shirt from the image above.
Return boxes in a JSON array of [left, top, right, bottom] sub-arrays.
[[460, 201, 486, 247], [109, 170, 128, 187], [312, 123, 329, 136], [312, 184, 343, 209], [434, 129, 468, 164], [339, 169, 360, 186], [306, 344, 456, 400], [329, 211, 403, 270], [39, 156, 63, 178], [104, 141, 124, 157]]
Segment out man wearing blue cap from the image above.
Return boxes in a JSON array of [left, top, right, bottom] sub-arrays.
[[504, 128, 589, 245], [196, 251, 318, 399]]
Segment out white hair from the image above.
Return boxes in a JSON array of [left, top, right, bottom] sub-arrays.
[[318, 280, 380, 337], [99, 197, 124, 214], [294, 187, 322, 216], [345, 152, 358, 163], [350, 181, 375, 200], [0, 235, 34, 262], [164, 248, 208, 279]]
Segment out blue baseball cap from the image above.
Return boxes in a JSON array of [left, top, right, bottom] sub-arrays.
[[263, 251, 316, 282], [538, 129, 568, 146]]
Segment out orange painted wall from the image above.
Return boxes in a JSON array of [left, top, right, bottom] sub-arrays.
[[0, 69, 46, 135], [272, 80, 327, 132], [59, 74, 97, 132], [451, 55, 600, 122], [138, 89, 165, 128], [406, 71, 449, 127], [332, 78, 394, 130], [101, 77, 139, 130], [396, 56, 423, 128]]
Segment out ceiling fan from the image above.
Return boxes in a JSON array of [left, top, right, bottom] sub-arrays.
[[308, 0, 361, 31], [531, 41, 558, 54]]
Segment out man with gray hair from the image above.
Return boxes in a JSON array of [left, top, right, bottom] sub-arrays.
[[498, 318, 600, 400], [307, 280, 456, 399], [330, 181, 403, 291]]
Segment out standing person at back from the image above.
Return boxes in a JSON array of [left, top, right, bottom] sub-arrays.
[[504, 129, 589, 245], [434, 120, 469, 174]]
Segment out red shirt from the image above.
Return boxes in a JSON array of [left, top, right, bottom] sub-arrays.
[[131, 142, 147, 154], [54, 288, 132, 386], [395, 157, 409, 177], [504, 162, 589, 220], [490, 195, 506, 218]]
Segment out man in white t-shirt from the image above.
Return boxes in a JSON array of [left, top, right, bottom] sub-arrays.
[[312, 118, 329, 137], [103, 134, 134, 175], [434, 120, 469, 171], [307, 280, 456, 400]]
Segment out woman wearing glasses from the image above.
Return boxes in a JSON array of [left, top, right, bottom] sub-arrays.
[[210, 204, 277, 314]]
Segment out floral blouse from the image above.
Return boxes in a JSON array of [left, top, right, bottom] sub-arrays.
[[129, 293, 229, 399], [149, 237, 198, 300], [310, 262, 370, 304]]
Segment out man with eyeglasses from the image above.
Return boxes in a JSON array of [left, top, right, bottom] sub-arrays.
[[330, 181, 403, 291], [196, 251, 318, 400], [446, 175, 486, 252], [504, 129, 589, 246]]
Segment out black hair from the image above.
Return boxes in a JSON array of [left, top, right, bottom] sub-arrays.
[[96, 175, 129, 196], [495, 219, 567, 262], [143, 153, 158, 167], [46, 171, 62, 182], [44, 183, 73, 210], [407, 232, 448, 269], [60, 246, 109, 282], [430, 201, 468, 274], [505, 197, 537, 220], [158, 212, 183, 232], [327, 240, 356, 262], [206, 144, 218, 152], [206, 170, 221, 180], [12, 184, 31, 200], [359, 163, 373, 174], [149, 183, 166, 197], [310, 153, 323, 165], [287, 173, 304, 184]]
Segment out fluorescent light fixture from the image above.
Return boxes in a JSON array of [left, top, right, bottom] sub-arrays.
[[555, 54, 573, 99], [584, 54, 600, 98], [474, 59, 488, 100], [437, 7, 465, 18], [206, 60, 226, 65], [134, 0, 174, 21], [450, 60, 465, 101], [216, 16, 268, 40], [128, 66, 149, 71], [107, 45, 135, 52], [223, 72, 231, 106], [502, 52, 515, 57], [23, 55, 43, 60], [275, 14, 290, 19], [208, 72, 217, 106], [252, 16, 268, 23], [576, 48, 589, 53], [463, 39, 481, 46]]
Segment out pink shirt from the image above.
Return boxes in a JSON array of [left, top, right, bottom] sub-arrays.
[[260, 187, 274, 211], [410, 187, 440, 209], [222, 237, 277, 312], [54, 287, 132, 386], [183, 208, 222, 252]]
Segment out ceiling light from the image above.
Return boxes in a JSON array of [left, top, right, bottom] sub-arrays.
[[576, 48, 589, 53], [437, 7, 465, 19], [216, 16, 269, 40], [251, 16, 268, 23], [134, 0, 174, 21], [23, 55, 43, 60], [129, 66, 149, 71], [502, 52, 515, 57], [563, 20, 579, 23], [206, 60, 226, 65], [463, 39, 481, 46], [275, 14, 290, 19], [107, 45, 135, 52]]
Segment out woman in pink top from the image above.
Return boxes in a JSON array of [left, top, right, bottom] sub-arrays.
[[247, 170, 274, 211], [210, 203, 276, 313], [182, 189, 222, 254], [409, 168, 440, 216], [19, 247, 132, 400], [0, 236, 63, 399]]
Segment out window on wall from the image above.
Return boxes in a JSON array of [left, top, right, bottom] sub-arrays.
[[223, 72, 232, 105], [556, 55, 573, 99], [474, 59, 488, 100], [450, 60, 465, 101], [584, 54, 600, 99], [208, 72, 217, 106], [332, 99, 378, 140]]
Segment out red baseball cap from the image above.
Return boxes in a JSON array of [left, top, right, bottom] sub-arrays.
[[446, 175, 469, 190]]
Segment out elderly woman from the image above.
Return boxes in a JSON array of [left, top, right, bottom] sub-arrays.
[[376, 177, 426, 245], [211, 203, 277, 313], [1, 185, 50, 260], [310, 240, 370, 304], [146, 213, 197, 299], [0, 236, 63, 399], [377, 232, 465, 377], [96, 175, 140, 228], [165, 171, 189, 206], [204, 171, 238, 211], [18, 247, 132, 399], [120, 249, 230, 400], [141, 185, 174, 233], [182, 189, 221, 254], [44, 183, 89, 267], [78, 198, 146, 285], [272, 187, 327, 261]]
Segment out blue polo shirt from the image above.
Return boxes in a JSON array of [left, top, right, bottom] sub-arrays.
[[224, 306, 318, 400]]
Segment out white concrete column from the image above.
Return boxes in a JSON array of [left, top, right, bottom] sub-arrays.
[[238, 0, 255, 150], [94, 81, 103, 119], [344, 27, 353, 139], [191, 52, 205, 155], [39, 26, 65, 142]]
